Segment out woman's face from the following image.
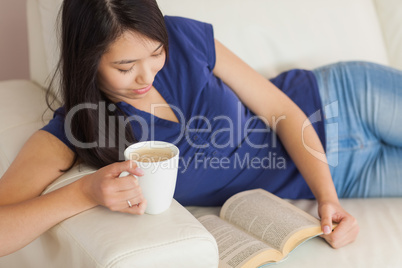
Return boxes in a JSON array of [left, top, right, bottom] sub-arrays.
[[97, 30, 166, 103]]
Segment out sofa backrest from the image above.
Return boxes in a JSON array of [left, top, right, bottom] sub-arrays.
[[374, 0, 402, 71], [28, 0, 400, 91], [27, 0, 61, 92], [157, 0, 390, 78]]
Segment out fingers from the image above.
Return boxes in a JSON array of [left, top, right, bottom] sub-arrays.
[[321, 212, 359, 249], [85, 161, 146, 215], [109, 161, 146, 214], [108, 160, 144, 178], [115, 174, 139, 191], [320, 208, 333, 235], [318, 202, 360, 249], [121, 199, 147, 215], [105, 187, 146, 214]]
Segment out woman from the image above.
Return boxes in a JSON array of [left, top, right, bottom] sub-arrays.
[[1, 0, 401, 256]]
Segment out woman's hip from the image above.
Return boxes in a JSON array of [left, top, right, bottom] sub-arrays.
[[312, 61, 402, 197]]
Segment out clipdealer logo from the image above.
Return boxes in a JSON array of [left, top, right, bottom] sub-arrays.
[[63, 100, 338, 167]]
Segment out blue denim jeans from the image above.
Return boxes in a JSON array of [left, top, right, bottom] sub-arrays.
[[313, 61, 402, 198]]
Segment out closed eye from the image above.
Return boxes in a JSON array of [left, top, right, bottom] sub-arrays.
[[118, 66, 134, 74], [152, 49, 164, 58]]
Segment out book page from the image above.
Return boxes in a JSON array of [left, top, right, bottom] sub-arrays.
[[220, 189, 320, 252], [198, 215, 282, 268]]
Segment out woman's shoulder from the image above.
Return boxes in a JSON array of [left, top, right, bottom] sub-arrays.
[[162, 16, 215, 67], [41, 106, 75, 152], [163, 15, 213, 40], [164, 15, 212, 29]]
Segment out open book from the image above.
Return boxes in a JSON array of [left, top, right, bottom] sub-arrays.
[[198, 189, 326, 268]]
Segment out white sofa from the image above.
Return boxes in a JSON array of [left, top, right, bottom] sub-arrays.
[[1, 0, 401, 267]]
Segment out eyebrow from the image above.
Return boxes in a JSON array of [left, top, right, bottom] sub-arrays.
[[112, 43, 164, 65]]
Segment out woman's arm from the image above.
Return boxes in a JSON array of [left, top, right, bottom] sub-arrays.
[[212, 39, 359, 248], [0, 131, 145, 256]]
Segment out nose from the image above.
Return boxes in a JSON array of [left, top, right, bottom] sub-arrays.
[[135, 62, 153, 86]]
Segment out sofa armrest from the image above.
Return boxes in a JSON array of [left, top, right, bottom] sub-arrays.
[[374, 0, 402, 70], [41, 164, 219, 268]]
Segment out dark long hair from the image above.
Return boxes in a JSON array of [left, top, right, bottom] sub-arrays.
[[47, 0, 169, 169]]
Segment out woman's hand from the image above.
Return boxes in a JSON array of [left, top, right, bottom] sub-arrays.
[[318, 201, 359, 249], [81, 160, 147, 215]]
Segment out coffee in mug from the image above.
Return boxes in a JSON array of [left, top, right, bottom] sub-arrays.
[[129, 147, 175, 163]]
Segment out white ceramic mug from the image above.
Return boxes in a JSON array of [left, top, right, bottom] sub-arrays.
[[120, 141, 180, 214]]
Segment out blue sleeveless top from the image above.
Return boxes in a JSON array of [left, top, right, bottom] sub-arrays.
[[42, 16, 325, 206]]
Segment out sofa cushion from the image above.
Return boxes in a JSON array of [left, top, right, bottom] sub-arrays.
[[27, 0, 50, 91], [374, 0, 402, 70], [158, 0, 389, 77]]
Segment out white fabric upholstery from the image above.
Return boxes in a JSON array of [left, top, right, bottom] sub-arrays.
[[1, 0, 402, 267], [27, 0, 49, 91], [0, 80, 52, 177], [30, 0, 394, 87], [374, 0, 402, 70], [157, 0, 389, 78]]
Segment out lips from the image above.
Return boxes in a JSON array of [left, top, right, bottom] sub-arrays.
[[133, 84, 152, 95]]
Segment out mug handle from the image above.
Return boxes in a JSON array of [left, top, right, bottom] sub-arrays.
[[119, 171, 130, 178]]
